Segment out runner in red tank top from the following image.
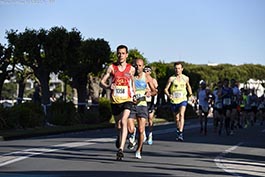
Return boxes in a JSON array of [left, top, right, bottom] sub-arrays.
[[100, 45, 135, 160], [111, 63, 134, 104]]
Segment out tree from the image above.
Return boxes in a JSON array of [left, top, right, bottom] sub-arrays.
[[128, 48, 147, 65], [67, 38, 111, 113], [14, 64, 34, 104], [0, 44, 14, 99], [149, 61, 173, 104], [7, 28, 51, 107], [55, 27, 82, 103], [108, 48, 147, 66], [6, 27, 82, 121]]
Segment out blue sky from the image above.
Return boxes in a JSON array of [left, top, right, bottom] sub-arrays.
[[0, 0, 265, 65]]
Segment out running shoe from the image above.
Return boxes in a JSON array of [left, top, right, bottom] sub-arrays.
[[135, 151, 142, 159], [44, 121, 55, 127], [116, 149, 124, 160], [244, 121, 249, 128], [147, 133, 153, 145], [176, 130, 179, 141], [178, 133, 184, 141], [127, 140, 136, 150], [230, 130, 234, 136]]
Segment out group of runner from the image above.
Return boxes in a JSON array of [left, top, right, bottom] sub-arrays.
[[100, 45, 159, 160], [100, 45, 194, 160], [196, 78, 265, 136], [100, 44, 265, 161]]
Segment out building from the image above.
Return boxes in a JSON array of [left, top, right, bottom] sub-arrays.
[[238, 79, 264, 97]]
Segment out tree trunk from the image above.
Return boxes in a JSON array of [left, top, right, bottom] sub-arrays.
[[62, 79, 67, 102], [72, 88, 78, 107], [34, 68, 51, 123], [105, 89, 111, 99], [77, 84, 87, 113], [0, 79, 4, 99], [89, 75, 102, 104], [0, 72, 8, 99], [17, 81, 26, 104], [73, 74, 88, 113]]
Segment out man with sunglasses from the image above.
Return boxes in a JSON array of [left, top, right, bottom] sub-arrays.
[[144, 66, 158, 145]]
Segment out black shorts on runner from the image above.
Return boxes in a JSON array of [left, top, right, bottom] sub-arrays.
[[111, 102, 133, 116], [147, 102, 155, 113]]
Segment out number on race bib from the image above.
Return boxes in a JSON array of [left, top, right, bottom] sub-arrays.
[[114, 86, 128, 98], [215, 102, 222, 109], [172, 92, 183, 98], [223, 98, 231, 106]]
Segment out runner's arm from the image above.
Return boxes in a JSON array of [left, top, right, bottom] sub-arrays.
[[186, 77, 193, 97], [164, 77, 173, 98], [100, 65, 112, 90], [146, 75, 157, 96]]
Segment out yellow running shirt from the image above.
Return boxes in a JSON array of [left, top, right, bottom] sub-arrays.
[[170, 75, 188, 104]]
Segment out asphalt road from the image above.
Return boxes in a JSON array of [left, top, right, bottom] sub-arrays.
[[0, 118, 264, 177]]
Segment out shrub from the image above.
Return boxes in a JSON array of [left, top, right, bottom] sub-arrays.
[[76, 110, 100, 124], [0, 105, 9, 130], [49, 101, 77, 126], [156, 103, 174, 121], [185, 104, 197, 118], [7, 103, 45, 129], [98, 97, 112, 122]]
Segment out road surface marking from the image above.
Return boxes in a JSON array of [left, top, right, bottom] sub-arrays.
[[214, 142, 265, 177], [0, 138, 114, 167], [0, 123, 200, 167]]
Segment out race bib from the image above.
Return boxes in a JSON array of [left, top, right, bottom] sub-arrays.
[[251, 103, 257, 107], [223, 98, 231, 106], [215, 102, 222, 109], [172, 92, 184, 98], [146, 95, 152, 102], [135, 93, 145, 99], [114, 86, 128, 98]]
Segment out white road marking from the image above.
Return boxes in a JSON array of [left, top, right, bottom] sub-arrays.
[[0, 138, 114, 167], [214, 142, 265, 177], [0, 123, 199, 168], [0, 121, 202, 168]]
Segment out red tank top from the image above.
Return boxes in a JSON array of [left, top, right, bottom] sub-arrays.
[[111, 63, 133, 104]]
